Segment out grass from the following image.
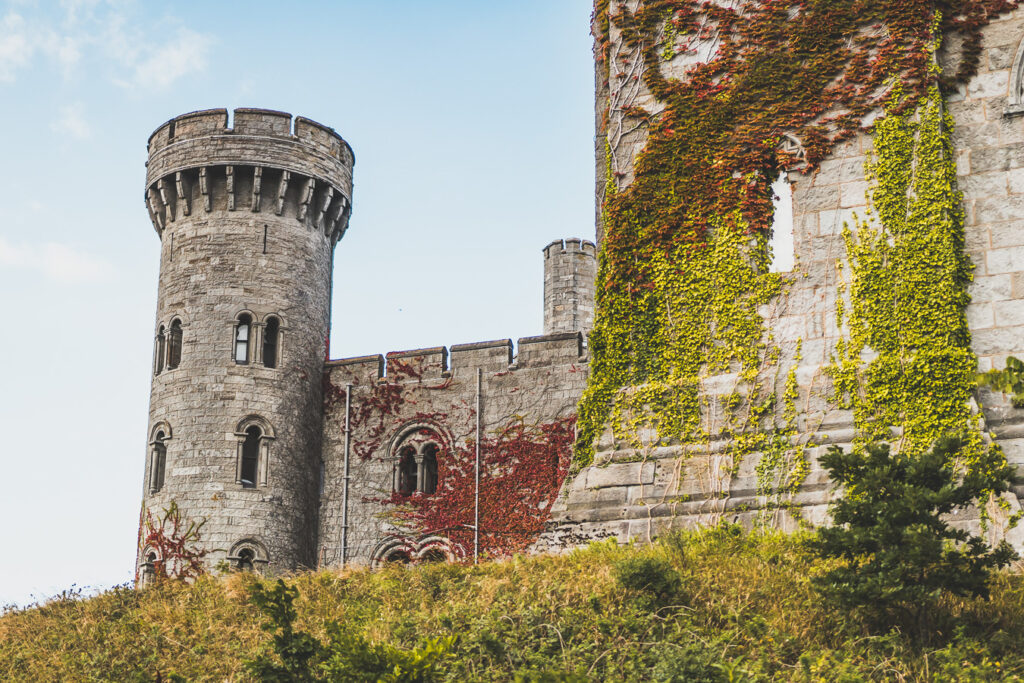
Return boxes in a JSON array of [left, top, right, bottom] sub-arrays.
[[3, 526, 1024, 681]]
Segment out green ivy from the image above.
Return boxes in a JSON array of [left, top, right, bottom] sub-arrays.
[[828, 71, 1009, 497]]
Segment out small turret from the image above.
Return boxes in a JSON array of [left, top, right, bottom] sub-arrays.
[[543, 238, 597, 335]]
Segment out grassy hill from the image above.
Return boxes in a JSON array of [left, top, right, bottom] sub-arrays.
[[3, 527, 1024, 681]]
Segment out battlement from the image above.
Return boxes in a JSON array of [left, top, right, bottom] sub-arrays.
[[544, 238, 596, 259], [324, 333, 586, 384], [147, 108, 354, 166], [145, 108, 354, 242]]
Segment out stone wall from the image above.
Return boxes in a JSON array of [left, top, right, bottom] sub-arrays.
[[546, 3, 1024, 551], [318, 333, 589, 566], [543, 238, 597, 335]]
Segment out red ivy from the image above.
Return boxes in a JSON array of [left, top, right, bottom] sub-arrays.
[[382, 417, 577, 559], [138, 502, 208, 583]]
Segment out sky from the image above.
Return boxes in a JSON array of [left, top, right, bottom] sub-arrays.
[[0, 0, 596, 607]]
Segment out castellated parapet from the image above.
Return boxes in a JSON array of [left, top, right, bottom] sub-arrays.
[[543, 238, 596, 335], [140, 109, 354, 574]]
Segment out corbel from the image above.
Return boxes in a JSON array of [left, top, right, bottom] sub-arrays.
[[157, 178, 174, 222], [316, 185, 334, 232], [297, 177, 315, 222], [199, 167, 211, 212], [226, 165, 235, 211], [251, 167, 263, 212], [175, 172, 190, 217], [276, 171, 290, 215], [147, 187, 164, 230]]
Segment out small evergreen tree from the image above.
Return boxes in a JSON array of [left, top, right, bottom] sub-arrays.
[[811, 437, 1017, 634]]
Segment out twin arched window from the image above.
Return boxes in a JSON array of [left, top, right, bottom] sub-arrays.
[[154, 318, 184, 375], [395, 433, 441, 496], [234, 313, 281, 367]]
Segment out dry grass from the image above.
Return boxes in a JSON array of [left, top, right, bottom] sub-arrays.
[[2, 529, 1023, 681]]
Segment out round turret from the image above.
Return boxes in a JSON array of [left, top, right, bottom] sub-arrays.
[[543, 238, 596, 335], [139, 108, 354, 576]]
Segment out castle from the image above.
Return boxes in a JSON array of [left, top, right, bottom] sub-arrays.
[[139, 3, 1024, 577]]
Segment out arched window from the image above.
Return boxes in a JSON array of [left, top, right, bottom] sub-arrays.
[[241, 426, 260, 488], [155, 326, 166, 375], [149, 423, 171, 494], [228, 539, 268, 573], [391, 427, 445, 497], [237, 548, 255, 571], [263, 316, 280, 368], [167, 319, 183, 370], [398, 447, 418, 496], [141, 551, 158, 586], [235, 415, 274, 488], [421, 444, 438, 495], [234, 314, 252, 364]]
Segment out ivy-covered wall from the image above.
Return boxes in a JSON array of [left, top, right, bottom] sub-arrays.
[[548, 0, 1024, 548]]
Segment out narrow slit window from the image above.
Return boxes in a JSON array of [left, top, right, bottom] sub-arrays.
[[263, 317, 279, 368], [155, 326, 166, 375], [235, 314, 252, 364], [167, 319, 182, 370], [241, 426, 260, 487], [150, 430, 167, 493], [769, 172, 795, 273]]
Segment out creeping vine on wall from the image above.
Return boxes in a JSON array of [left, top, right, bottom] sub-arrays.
[[578, 0, 1018, 490], [325, 363, 576, 559]]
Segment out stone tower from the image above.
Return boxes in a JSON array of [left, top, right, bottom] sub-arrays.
[[140, 108, 354, 574], [543, 238, 597, 335]]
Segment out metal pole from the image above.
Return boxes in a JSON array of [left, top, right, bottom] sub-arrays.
[[474, 369, 481, 564], [341, 383, 352, 567]]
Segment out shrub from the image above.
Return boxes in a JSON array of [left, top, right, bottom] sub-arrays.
[[810, 437, 1017, 635], [613, 555, 683, 603]]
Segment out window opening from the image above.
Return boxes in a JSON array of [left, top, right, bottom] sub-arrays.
[[421, 444, 438, 495], [263, 317, 279, 368], [385, 551, 411, 564], [420, 548, 446, 563], [168, 319, 182, 370], [769, 172, 795, 273], [235, 314, 252, 364], [237, 548, 255, 572], [398, 447, 417, 496], [155, 326, 166, 375], [150, 430, 167, 493], [241, 426, 260, 487]]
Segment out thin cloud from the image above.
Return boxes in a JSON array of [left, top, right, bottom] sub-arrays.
[[0, 237, 111, 284], [0, 13, 31, 82], [0, 4, 212, 91], [127, 28, 210, 91], [51, 102, 91, 139]]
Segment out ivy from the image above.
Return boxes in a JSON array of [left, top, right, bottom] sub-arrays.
[[579, 0, 1018, 492], [828, 70, 1007, 496]]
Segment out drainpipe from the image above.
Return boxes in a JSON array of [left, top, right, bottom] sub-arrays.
[[341, 383, 352, 566], [474, 369, 482, 564]]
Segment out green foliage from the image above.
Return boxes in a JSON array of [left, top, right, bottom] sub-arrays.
[[7, 530, 1024, 680], [613, 555, 684, 603], [978, 356, 1024, 409], [811, 438, 1017, 632], [245, 578, 453, 682]]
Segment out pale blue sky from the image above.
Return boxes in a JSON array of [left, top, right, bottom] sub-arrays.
[[0, 0, 595, 607]]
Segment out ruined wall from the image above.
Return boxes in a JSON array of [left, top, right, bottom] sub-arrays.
[[548, 3, 1024, 549], [141, 108, 353, 573]]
